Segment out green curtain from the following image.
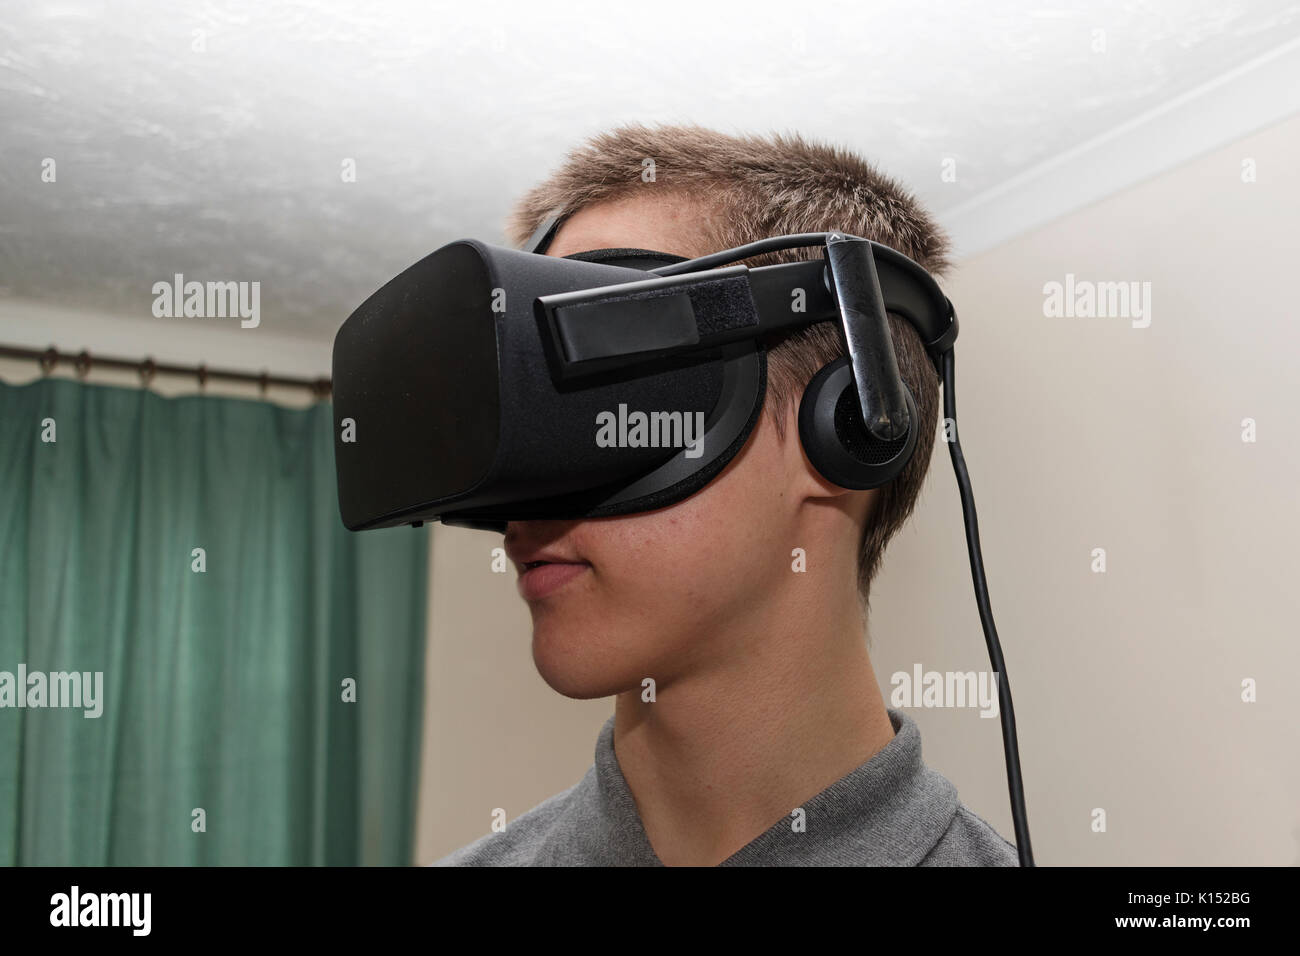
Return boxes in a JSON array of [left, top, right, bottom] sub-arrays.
[[0, 377, 428, 865]]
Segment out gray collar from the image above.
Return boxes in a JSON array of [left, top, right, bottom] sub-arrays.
[[578, 708, 960, 866]]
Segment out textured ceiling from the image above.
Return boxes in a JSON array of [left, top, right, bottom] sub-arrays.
[[2, 0, 1299, 340]]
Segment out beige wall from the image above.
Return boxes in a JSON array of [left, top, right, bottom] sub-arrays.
[[415, 113, 1300, 865]]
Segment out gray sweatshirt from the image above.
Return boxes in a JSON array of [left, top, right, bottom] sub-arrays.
[[434, 707, 1019, 866]]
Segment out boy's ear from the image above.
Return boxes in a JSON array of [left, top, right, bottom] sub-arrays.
[[768, 397, 878, 527], [775, 399, 858, 502]]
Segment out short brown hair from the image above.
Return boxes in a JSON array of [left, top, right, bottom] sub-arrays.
[[506, 123, 951, 604]]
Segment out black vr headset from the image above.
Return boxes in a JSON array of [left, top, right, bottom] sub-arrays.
[[331, 212, 1035, 867]]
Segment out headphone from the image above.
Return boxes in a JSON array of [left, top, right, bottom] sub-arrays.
[[800, 358, 919, 492]]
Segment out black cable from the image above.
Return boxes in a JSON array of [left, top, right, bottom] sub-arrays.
[[942, 348, 1035, 867], [649, 232, 850, 275]]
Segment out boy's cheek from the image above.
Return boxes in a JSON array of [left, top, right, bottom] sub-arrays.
[[586, 532, 721, 600], [565, 457, 780, 612]]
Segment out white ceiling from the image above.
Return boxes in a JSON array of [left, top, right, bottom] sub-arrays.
[[2, 0, 1299, 344]]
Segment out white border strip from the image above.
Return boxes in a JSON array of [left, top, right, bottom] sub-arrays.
[[943, 35, 1300, 258]]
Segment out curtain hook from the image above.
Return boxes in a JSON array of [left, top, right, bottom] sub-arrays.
[[258, 370, 269, 396], [39, 347, 58, 375], [75, 350, 92, 380], [197, 363, 208, 390], [139, 357, 156, 388]]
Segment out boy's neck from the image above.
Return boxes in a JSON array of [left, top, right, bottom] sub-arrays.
[[611, 595, 894, 866]]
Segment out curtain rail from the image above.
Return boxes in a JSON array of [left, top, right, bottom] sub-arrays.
[[0, 345, 331, 397]]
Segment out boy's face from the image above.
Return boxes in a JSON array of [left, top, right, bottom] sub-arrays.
[[505, 196, 863, 699]]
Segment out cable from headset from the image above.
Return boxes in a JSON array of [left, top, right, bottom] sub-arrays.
[[942, 347, 1034, 867], [648, 232, 845, 275]]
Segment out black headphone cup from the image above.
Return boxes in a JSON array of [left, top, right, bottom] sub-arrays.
[[832, 385, 916, 467], [798, 358, 919, 491]]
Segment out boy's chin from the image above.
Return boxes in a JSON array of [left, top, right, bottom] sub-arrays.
[[531, 628, 652, 701]]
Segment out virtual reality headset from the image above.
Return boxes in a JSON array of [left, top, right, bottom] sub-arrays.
[[332, 216, 958, 534]]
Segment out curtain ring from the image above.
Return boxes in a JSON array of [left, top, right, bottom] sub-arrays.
[[313, 377, 331, 401], [139, 357, 156, 388], [74, 350, 92, 380], [258, 370, 269, 396], [197, 364, 208, 390], [39, 347, 58, 375]]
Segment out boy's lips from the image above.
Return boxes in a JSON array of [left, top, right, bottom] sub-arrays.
[[504, 537, 591, 600], [516, 560, 591, 601]]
